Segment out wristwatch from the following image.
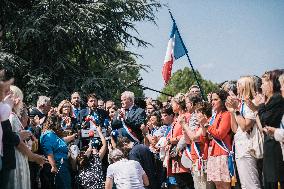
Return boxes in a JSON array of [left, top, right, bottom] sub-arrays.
[[234, 110, 241, 116], [203, 123, 210, 128]]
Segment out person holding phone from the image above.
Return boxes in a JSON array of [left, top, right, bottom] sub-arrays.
[[77, 125, 107, 189]]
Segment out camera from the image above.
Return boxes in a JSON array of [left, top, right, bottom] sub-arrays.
[[80, 128, 107, 138]]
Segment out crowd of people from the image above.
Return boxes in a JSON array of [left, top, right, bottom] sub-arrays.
[[0, 68, 284, 189]]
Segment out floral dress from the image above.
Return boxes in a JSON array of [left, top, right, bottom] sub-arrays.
[[77, 153, 104, 189]]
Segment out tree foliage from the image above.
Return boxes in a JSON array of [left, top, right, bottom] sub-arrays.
[[0, 0, 161, 104], [158, 67, 218, 101]]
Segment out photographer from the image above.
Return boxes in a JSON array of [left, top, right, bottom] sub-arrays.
[[77, 125, 107, 189]]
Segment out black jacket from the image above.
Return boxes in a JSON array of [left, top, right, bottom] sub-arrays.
[[1, 120, 20, 170], [112, 105, 146, 142], [258, 93, 284, 182]]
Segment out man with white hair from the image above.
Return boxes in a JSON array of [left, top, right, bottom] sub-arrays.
[[29, 96, 52, 189], [29, 96, 51, 120], [112, 91, 146, 142]]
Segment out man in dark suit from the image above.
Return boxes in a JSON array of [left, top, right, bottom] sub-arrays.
[[112, 91, 146, 142], [79, 93, 109, 129], [70, 92, 84, 123]]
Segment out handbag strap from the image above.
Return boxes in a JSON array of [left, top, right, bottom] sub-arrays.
[[255, 115, 263, 131]]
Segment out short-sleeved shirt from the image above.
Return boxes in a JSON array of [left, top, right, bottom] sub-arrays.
[[106, 159, 145, 189], [234, 103, 256, 158], [40, 130, 68, 162]]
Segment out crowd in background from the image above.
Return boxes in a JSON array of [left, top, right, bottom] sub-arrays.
[[0, 69, 284, 189]]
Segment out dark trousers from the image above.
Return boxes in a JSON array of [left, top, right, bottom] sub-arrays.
[[174, 172, 194, 189], [29, 161, 40, 189], [264, 182, 284, 189], [0, 169, 11, 189], [40, 163, 54, 189]]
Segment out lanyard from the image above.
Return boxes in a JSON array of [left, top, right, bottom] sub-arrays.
[[240, 100, 244, 116]]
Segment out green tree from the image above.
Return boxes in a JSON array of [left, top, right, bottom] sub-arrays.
[[158, 67, 218, 101], [0, 0, 161, 105]]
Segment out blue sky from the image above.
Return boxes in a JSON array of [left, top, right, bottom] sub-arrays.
[[128, 0, 284, 98]]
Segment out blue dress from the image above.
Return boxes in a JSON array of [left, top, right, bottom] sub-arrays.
[[40, 130, 71, 189]]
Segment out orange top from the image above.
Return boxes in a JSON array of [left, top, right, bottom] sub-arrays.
[[167, 112, 191, 175], [207, 111, 232, 157], [173, 113, 190, 140]]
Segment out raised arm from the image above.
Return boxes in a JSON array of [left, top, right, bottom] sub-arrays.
[[97, 126, 107, 160]]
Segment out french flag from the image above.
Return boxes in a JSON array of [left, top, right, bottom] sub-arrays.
[[162, 22, 188, 84]]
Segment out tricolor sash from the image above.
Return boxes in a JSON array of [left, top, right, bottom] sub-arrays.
[[193, 142, 203, 170], [208, 112, 235, 178], [120, 118, 140, 143]]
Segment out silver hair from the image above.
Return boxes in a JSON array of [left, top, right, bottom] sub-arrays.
[[71, 92, 81, 98], [121, 91, 135, 103], [37, 96, 51, 107], [108, 148, 124, 163]]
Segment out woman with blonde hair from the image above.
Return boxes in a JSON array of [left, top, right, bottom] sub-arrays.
[[226, 76, 262, 189], [8, 85, 46, 189], [57, 99, 77, 133], [165, 93, 193, 189]]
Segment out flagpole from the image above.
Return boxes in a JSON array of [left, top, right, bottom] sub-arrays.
[[168, 10, 206, 101]]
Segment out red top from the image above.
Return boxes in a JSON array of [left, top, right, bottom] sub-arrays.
[[167, 112, 191, 175], [168, 113, 190, 140], [207, 111, 232, 157]]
